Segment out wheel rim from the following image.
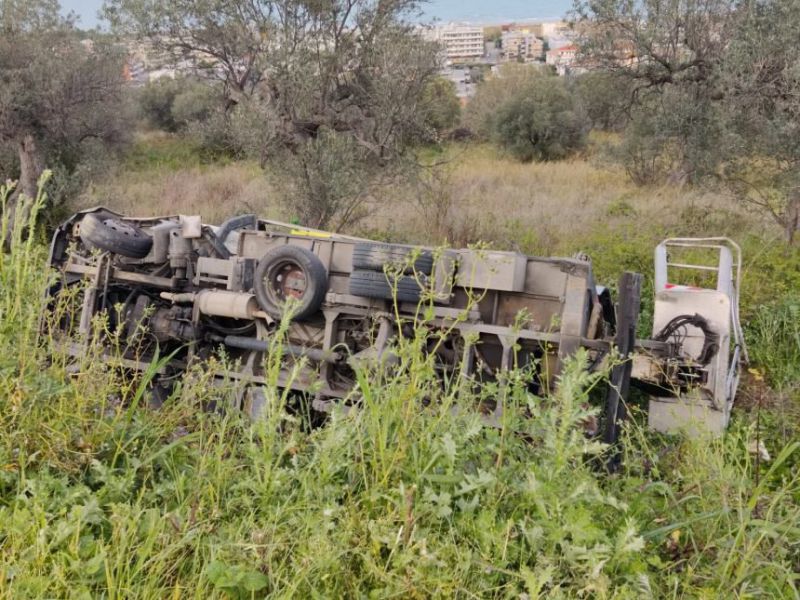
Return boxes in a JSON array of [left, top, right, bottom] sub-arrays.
[[266, 260, 307, 304]]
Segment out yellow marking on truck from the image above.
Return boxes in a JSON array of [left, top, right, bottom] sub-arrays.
[[290, 229, 332, 238]]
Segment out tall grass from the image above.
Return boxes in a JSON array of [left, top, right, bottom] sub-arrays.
[[1, 180, 799, 598], [747, 299, 800, 391]]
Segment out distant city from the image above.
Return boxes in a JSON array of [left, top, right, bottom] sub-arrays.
[[420, 21, 578, 100], [116, 20, 581, 105]]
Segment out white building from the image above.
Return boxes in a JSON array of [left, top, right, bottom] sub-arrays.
[[424, 24, 485, 60], [545, 43, 578, 75], [538, 21, 572, 41]]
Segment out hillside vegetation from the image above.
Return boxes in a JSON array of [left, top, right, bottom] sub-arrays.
[[1, 155, 798, 597], [3, 0, 800, 595]]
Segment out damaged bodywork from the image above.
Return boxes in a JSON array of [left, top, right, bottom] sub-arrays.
[[46, 208, 747, 438]]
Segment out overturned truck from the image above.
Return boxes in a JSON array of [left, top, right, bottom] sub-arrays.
[[47, 209, 748, 439]]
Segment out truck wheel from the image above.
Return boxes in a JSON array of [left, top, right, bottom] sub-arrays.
[[79, 212, 153, 258], [254, 245, 328, 321], [352, 242, 433, 275], [349, 269, 424, 303]]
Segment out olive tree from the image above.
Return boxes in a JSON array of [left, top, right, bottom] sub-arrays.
[[464, 64, 545, 137], [0, 0, 130, 229], [574, 0, 800, 242], [466, 66, 587, 162], [570, 71, 630, 131], [494, 78, 587, 162], [137, 77, 222, 132], [104, 0, 440, 230], [419, 77, 461, 140], [720, 0, 800, 244], [573, 0, 739, 183]]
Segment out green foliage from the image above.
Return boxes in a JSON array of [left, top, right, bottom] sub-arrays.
[[0, 1, 131, 210], [737, 237, 800, 316], [571, 72, 630, 132], [746, 299, 800, 391], [493, 78, 588, 162], [468, 66, 587, 162], [575, 0, 800, 241], [172, 81, 219, 127], [179, 94, 283, 163], [206, 560, 269, 597], [137, 78, 182, 131], [606, 196, 637, 218], [617, 89, 728, 185], [465, 64, 546, 138], [0, 179, 799, 597], [0, 143, 20, 182], [106, 0, 440, 232], [720, 0, 800, 243], [123, 135, 223, 171], [138, 77, 220, 132], [419, 77, 461, 138], [269, 127, 379, 229]]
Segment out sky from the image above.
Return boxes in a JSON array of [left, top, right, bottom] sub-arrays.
[[61, 0, 572, 29]]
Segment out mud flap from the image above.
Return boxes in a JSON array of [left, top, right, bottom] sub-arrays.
[[602, 272, 642, 469]]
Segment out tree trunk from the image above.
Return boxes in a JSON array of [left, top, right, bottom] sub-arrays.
[[3, 134, 44, 250], [18, 133, 44, 201], [785, 195, 799, 246]]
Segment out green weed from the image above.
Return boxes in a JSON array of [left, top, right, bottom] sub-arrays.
[[0, 181, 798, 598]]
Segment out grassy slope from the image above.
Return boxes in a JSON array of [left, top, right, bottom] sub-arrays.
[[0, 140, 788, 597], [84, 135, 768, 250], [79, 134, 273, 225]]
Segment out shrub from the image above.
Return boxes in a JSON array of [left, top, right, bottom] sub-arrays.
[[139, 77, 220, 132], [492, 77, 588, 162], [171, 80, 220, 127], [268, 127, 379, 229], [137, 77, 183, 131], [419, 77, 461, 139], [615, 88, 729, 186], [465, 66, 588, 162], [464, 63, 544, 138]]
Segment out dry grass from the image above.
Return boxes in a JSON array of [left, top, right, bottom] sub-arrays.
[[74, 132, 282, 224], [74, 136, 777, 254], [370, 144, 768, 253], [79, 161, 278, 224]]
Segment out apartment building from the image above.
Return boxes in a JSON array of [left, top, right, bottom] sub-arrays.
[[530, 21, 572, 41], [501, 30, 544, 62], [425, 23, 485, 60]]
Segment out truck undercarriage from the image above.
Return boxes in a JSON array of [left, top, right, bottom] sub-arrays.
[[46, 208, 747, 439]]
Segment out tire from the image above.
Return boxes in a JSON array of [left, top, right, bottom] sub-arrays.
[[352, 242, 433, 275], [79, 212, 153, 258], [349, 269, 424, 303], [254, 245, 328, 321]]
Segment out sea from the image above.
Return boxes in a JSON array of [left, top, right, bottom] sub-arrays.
[[63, 0, 572, 29], [419, 0, 571, 24]]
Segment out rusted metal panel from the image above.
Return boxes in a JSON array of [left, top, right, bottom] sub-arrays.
[[455, 250, 527, 292]]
